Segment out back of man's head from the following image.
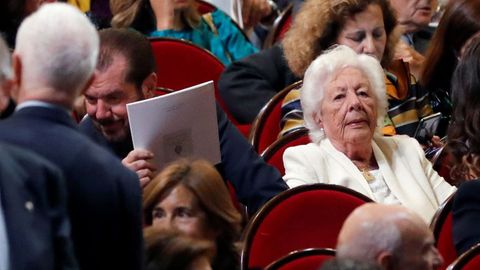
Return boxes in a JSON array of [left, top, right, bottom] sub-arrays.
[[336, 203, 442, 270], [97, 28, 155, 90], [15, 3, 98, 96]]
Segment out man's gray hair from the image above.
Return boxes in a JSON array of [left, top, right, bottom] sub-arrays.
[[0, 37, 12, 83], [301, 45, 388, 144], [336, 212, 404, 263], [15, 3, 99, 94]]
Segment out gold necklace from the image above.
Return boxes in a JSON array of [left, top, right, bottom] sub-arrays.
[[360, 168, 375, 182]]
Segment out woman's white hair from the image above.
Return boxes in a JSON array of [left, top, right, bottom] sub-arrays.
[[15, 3, 99, 95], [301, 45, 388, 144]]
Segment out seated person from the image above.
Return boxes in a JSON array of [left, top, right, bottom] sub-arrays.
[[279, 0, 432, 138], [282, 45, 455, 222], [144, 227, 214, 270], [143, 159, 242, 270], [337, 203, 444, 269], [79, 28, 287, 214], [109, 0, 257, 65], [448, 34, 480, 254], [421, 0, 480, 137]]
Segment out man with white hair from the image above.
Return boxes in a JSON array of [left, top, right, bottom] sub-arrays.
[[0, 3, 143, 269], [0, 34, 78, 270], [336, 203, 444, 270]]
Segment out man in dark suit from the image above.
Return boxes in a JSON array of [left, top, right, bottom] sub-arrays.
[[0, 143, 77, 270], [79, 28, 287, 214], [0, 4, 143, 269]]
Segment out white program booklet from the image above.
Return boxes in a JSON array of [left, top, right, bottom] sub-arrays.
[[126, 81, 220, 169]]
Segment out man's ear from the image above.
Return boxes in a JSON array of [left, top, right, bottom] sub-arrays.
[[10, 53, 22, 101], [377, 251, 394, 270], [141, 72, 157, 99]]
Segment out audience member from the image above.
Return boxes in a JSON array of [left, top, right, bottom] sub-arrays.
[[447, 34, 480, 254], [109, 0, 257, 65], [389, 0, 436, 79], [143, 159, 242, 270], [144, 227, 214, 270], [0, 4, 143, 269], [220, 0, 432, 139], [337, 203, 444, 270], [447, 33, 480, 183], [280, 0, 434, 137], [421, 0, 480, 136], [79, 28, 287, 214], [283, 46, 455, 222], [320, 258, 382, 270]]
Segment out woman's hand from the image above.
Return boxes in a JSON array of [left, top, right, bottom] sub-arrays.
[[242, 0, 272, 29], [150, 0, 175, 30]]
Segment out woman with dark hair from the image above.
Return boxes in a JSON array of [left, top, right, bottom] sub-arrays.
[[447, 33, 480, 183], [420, 0, 480, 136], [109, 0, 257, 65], [448, 35, 480, 255], [143, 159, 242, 270]]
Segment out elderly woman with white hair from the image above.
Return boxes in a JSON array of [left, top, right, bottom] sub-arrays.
[[283, 45, 456, 222]]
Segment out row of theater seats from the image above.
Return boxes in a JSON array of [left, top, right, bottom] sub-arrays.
[[147, 19, 470, 270], [240, 183, 480, 270]]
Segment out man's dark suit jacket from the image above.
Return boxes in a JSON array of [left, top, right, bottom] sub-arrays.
[[218, 45, 299, 124], [0, 106, 143, 270], [453, 180, 480, 255], [0, 143, 77, 270], [79, 105, 288, 214]]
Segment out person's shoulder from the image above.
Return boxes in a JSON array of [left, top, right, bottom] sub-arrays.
[[0, 143, 63, 180], [457, 180, 480, 195]]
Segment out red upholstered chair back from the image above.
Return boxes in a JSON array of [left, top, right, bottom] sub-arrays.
[[261, 127, 310, 175], [430, 193, 457, 270], [196, 0, 216, 14], [263, 3, 293, 49], [447, 243, 480, 270], [149, 38, 251, 136], [241, 184, 373, 270], [249, 80, 302, 153], [264, 248, 336, 270]]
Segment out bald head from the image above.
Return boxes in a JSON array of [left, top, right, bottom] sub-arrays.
[[337, 203, 443, 270], [14, 3, 99, 107]]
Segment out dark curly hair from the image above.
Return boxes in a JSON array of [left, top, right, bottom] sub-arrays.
[[447, 34, 480, 182]]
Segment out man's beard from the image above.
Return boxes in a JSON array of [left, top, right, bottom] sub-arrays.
[[93, 117, 131, 143]]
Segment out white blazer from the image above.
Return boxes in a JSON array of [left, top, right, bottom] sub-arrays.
[[283, 134, 456, 222]]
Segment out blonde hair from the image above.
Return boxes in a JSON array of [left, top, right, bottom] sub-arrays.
[[282, 0, 397, 77], [110, 0, 201, 32]]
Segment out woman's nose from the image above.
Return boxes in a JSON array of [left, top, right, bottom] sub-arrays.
[[362, 36, 376, 56]]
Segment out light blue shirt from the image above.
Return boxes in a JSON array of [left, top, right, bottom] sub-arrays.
[[0, 193, 10, 270]]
